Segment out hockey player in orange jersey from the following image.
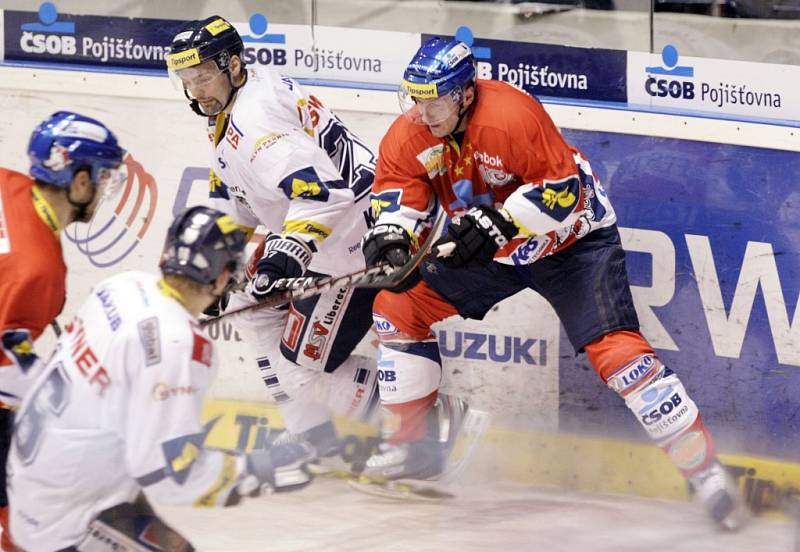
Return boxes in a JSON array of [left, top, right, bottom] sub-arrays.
[[360, 37, 745, 530], [0, 111, 126, 550]]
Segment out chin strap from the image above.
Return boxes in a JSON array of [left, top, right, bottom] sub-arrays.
[[186, 67, 249, 117], [448, 84, 477, 138]]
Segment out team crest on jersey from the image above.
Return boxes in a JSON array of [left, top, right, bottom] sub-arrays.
[[1, 329, 37, 372], [370, 190, 402, 219], [478, 164, 514, 188], [523, 176, 580, 222], [416, 145, 446, 179], [278, 167, 331, 202]]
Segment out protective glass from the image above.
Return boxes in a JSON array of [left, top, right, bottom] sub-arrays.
[[168, 64, 226, 96], [398, 87, 463, 126], [95, 163, 128, 200]]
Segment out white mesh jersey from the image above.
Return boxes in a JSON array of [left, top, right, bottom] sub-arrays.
[[208, 66, 375, 276], [8, 271, 244, 551]]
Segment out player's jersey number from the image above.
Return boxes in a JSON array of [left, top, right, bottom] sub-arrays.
[[14, 362, 71, 465]]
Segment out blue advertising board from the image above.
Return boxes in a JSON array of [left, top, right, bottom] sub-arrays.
[[558, 129, 800, 460], [424, 27, 627, 104], [3, 3, 184, 71]]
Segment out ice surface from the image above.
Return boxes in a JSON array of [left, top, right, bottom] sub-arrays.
[[156, 479, 796, 552]]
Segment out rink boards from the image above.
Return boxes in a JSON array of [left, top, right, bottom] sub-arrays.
[[0, 65, 799, 514]]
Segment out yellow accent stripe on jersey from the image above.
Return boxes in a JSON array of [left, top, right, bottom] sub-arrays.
[[31, 185, 62, 234], [205, 18, 231, 36], [213, 113, 228, 147], [165, 48, 201, 70], [446, 135, 461, 157], [195, 454, 240, 508], [282, 219, 332, 241], [157, 278, 187, 307]]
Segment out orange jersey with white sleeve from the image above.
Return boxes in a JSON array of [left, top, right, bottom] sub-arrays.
[[372, 79, 617, 265], [8, 271, 245, 552], [0, 168, 66, 407]]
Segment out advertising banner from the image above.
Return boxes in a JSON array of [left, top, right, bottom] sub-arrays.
[[3, 3, 182, 70], [559, 128, 800, 461], [1, 3, 419, 86], [628, 45, 800, 123], [424, 28, 627, 104]]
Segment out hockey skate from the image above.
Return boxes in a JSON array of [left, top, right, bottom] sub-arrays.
[[349, 395, 489, 500], [269, 421, 347, 475], [688, 461, 748, 531]]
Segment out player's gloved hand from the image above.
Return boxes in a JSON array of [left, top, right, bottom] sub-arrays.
[[362, 223, 413, 268], [202, 277, 237, 318], [240, 442, 315, 496], [435, 205, 517, 268], [248, 235, 313, 300], [362, 224, 421, 292]]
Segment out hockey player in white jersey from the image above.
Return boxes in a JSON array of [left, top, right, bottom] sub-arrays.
[[8, 206, 314, 552], [166, 16, 380, 462]]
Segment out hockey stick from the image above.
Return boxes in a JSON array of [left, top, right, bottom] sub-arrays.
[[200, 213, 451, 328]]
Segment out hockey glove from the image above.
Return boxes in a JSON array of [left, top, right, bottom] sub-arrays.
[[362, 223, 413, 268], [241, 442, 315, 496], [436, 205, 517, 268], [362, 223, 420, 292], [248, 235, 313, 300]]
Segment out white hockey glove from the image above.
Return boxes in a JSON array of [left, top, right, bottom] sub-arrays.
[[247, 235, 314, 299], [238, 442, 315, 497]]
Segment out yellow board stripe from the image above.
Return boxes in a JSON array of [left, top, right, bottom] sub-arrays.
[[201, 398, 800, 518]]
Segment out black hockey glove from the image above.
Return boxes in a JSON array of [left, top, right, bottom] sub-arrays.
[[239, 442, 315, 497], [202, 277, 236, 318], [248, 235, 313, 300], [362, 223, 421, 292], [436, 205, 518, 269], [362, 223, 413, 268]]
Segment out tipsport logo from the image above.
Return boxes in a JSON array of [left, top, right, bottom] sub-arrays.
[[239, 13, 288, 66], [64, 154, 158, 268], [644, 45, 783, 110]]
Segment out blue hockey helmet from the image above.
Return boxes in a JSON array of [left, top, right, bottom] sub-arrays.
[[399, 38, 476, 127], [160, 206, 248, 285], [401, 37, 476, 100], [28, 111, 126, 190]]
